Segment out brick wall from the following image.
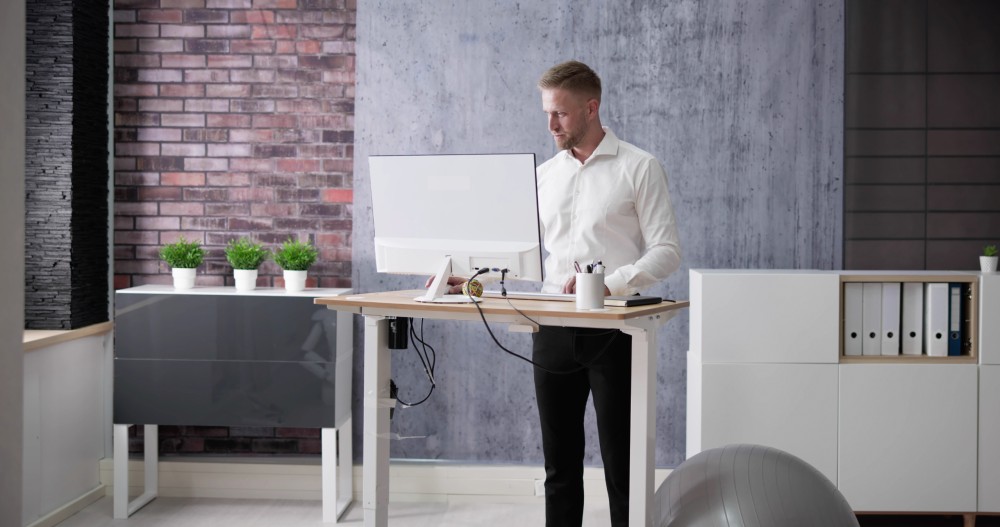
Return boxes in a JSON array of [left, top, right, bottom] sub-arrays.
[[25, 0, 110, 330], [113, 0, 356, 454], [844, 0, 1000, 270], [113, 0, 355, 291]]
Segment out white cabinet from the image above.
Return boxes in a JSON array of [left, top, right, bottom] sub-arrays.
[[838, 364, 977, 512], [980, 366, 1000, 511], [689, 269, 994, 515]]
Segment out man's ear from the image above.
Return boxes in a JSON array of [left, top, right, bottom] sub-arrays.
[[587, 98, 600, 119]]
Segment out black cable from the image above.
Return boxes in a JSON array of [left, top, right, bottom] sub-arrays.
[[394, 318, 436, 407]]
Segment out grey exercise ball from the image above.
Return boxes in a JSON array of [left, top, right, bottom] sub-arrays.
[[660, 444, 858, 527]]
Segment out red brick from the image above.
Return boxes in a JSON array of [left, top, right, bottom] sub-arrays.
[[228, 129, 272, 142], [161, 84, 206, 97], [160, 202, 205, 215], [160, 0, 206, 7], [138, 187, 184, 201], [207, 114, 251, 127], [114, 275, 132, 290], [206, 84, 252, 98], [115, 230, 160, 245], [160, 231, 205, 244], [230, 99, 274, 113], [252, 24, 295, 39], [138, 68, 183, 82], [115, 113, 159, 126], [277, 159, 320, 173], [181, 217, 227, 230], [297, 439, 321, 454], [161, 143, 206, 156], [114, 39, 137, 53], [139, 39, 184, 53], [132, 274, 173, 286], [300, 115, 346, 129], [316, 232, 344, 246], [322, 158, 352, 173], [252, 55, 297, 69], [115, 23, 159, 37], [275, 99, 320, 113], [115, 202, 159, 216], [114, 10, 137, 23], [116, 142, 160, 156], [300, 24, 344, 39], [206, 202, 250, 215], [162, 25, 206, 38], [228, 188, 275, 202], [231, 40, 276, 54], [299, 84, 344, 98], [230, 69, 275, 82], [296, 40, 320, 54], [184, 98, 229, 112], [136, 216, 181, 230], [276, 69, 321, 83], [323, 189, 352, 203], [207, 0, 251, 7], [276, 129, 319, 143], [321, 41, 353, 54], [299, 144, 343, 157], [116, 54, 160, 67], [185, 158, 228, 171], [230, 217, 273, 231], [137, 9, 183, 23], [161, 172, 206, 186], [160, 113, 205, 127], [206, 55, 252, 68], [134, 245, 161, 259], [252, 0, 295, 7], [206, 173, 251, 186], [115, 259, 162, 274], [114, 83, 158, 97], [207, 144, 251, 157], [138, 99, 183, 112], [114, 157, 137, 170], [161, 54, 207, 68], [184, 69, 230, 83], [251, 84, 297, 98], [136, 156, 185, 171], [116, 172, 160, 186], [322, 70, 355, 84], [230, 10, 274, 24], [252, 114, 297, 128], [273, 218, 318, 230], [229, 158, 273, 172], [275, 41, 295, 54], [184, 188, 229, 201], [276, 188, 319, 202], [137, 128, 182, 142], [250, 203, 296, 217]]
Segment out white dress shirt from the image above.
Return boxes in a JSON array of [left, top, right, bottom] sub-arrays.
[[536, 127, 682, 296]]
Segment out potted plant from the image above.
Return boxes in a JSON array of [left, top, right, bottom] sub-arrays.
[[274, 237, 319, 292], [224, 237, 270, 291], [983, 244, 998, 273], [159, 236, 204, 290]]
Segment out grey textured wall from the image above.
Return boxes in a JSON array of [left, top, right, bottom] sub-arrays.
[[353, 1, 843, 467]]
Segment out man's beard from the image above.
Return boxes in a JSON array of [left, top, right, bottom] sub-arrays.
[[555, 129, 582, 151]]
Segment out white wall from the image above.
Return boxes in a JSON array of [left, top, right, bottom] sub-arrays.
[[0, 0, 26, 525]]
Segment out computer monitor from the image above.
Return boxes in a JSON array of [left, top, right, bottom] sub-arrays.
[[368, 153, 543, 303]]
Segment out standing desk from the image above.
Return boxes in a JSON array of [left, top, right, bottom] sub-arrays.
[[316, 289, 688, 527]]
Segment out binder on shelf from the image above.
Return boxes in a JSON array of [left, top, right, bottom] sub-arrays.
[[901, 282, 924, 355], [925, 283, 948, 357], [843, 283, 863, 356], [862, 282, 882, 356], [949, 283, 963, 356], [881, 282, 901, 356]]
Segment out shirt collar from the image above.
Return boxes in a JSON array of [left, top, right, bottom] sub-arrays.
[[560, 127, 620, 165]]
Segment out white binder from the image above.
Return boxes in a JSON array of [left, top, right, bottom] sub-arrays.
[[881, 282, 901, 356], [862, 282, 882, 356], [901, 282, 924, 355], [925, 283, 949, 357], [844, 283, 863, 356]]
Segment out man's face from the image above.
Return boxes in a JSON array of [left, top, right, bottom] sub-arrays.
[[541, 88, 591, 151]]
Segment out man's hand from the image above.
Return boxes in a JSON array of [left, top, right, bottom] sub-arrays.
[[425, 275, 466, 295]]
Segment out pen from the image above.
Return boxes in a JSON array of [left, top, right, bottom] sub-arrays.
[[586, 264, 593, 273], [574, 261, 582, 273], [594, 263, 605, 274]]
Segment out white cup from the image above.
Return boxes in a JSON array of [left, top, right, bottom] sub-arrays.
[[575, 272, 605, 310]]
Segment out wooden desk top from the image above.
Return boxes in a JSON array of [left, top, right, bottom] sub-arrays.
[[315, 289, 689, 322]]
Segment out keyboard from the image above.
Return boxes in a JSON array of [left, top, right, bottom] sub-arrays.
[[482, 290, 575, 302]]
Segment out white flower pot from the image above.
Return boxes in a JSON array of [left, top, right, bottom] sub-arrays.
[[234, 269, 258, 291], [171, 267, 196, 290], [983, 256, 999, 273], [283, 270, 307, 292]]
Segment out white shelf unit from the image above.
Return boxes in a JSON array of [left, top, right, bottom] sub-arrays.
[[688, 270, 998, 514]]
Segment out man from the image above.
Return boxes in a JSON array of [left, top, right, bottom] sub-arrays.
[[533, 60, 681, 526]]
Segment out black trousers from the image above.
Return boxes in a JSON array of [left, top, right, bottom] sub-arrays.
[[532, 326, 632, 527]]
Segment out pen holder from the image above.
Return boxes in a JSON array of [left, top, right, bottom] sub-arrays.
[[576, 272, 605, 310]]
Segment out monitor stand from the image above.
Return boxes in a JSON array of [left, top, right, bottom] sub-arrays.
[[415, 257, 478, 304]]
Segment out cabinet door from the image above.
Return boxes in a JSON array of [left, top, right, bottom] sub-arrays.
[[694, 362, 839, 484], [981, 275, 1000, 365], [980, 366, 1000, 511], [839, 364, 977, 512]]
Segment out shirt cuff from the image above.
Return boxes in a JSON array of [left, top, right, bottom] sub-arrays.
[[604, 272, 628, 297]]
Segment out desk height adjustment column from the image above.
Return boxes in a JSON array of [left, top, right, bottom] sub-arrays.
[[363, 315, 392, 527]]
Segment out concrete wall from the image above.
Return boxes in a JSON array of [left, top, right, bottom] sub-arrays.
[[353, 1, 843, 466], [0, 0, 26, 523]]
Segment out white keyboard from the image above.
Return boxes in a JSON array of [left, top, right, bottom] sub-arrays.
[[482, 290, 575, 302]]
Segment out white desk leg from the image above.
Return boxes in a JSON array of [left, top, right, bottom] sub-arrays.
[[113, 424, 159, 519], [322, 419, 354, 523], [623, 322, 659, 526], [363, 316, 391, 527]]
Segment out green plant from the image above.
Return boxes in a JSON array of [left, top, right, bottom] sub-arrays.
[[224, 237, 270, 270], [159, 237, 204, 269], [274, 238, 319, 271], [985, 245, 999, 257]]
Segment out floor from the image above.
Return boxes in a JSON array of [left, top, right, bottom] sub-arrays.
[[56, 496, 615, 527]]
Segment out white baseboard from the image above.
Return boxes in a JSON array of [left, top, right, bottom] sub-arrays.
[[99, 457, 671, 503], [25, 484, 105, 527]]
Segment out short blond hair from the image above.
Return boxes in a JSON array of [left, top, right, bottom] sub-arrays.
[[538, 60, 601, 102]]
